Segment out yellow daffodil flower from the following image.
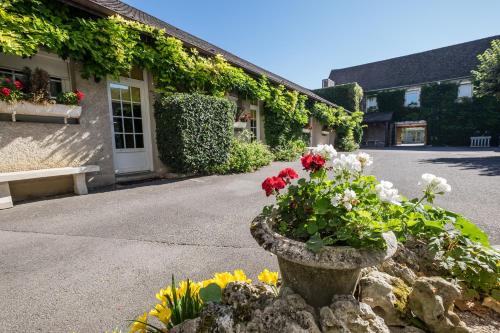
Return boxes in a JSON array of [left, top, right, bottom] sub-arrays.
[[149, 302, 172, 325], [129, 312, 147, 333], [258, 269, 279, 286], [233, 269, 252, 283], [212, 271, 235, 289]]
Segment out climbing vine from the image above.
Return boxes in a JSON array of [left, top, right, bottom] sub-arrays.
[[0, 0, 362, 148]]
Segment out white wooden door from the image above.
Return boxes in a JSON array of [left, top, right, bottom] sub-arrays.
[[108, 79, 152, 174]]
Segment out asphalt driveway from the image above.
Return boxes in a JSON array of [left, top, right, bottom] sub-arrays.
[[0, 147, 499, 332]]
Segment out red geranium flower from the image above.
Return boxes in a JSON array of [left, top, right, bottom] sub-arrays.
[[278, 168, 299, 182], [262, 176, 286, 196], [301, 153, 325, 172], [14, 80, 23, 90], [4, 78, 11, 84], [1, 87, 11, 97], [75, 90, 85, 102]]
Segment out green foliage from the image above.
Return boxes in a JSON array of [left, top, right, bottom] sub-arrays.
[[216, 130, 274, 174], [313, 83, 364, 112], [375, 89, 406, 114], [154, 93, 234, 174], [420, 83, 458, 108], [272, 139, 307, 161], [165, 276, 203, 328], [371, 83, 500, 145], [56, 91, 78, 105], [199, 283, 222, 303], [312, 84, 364, 150], [473, 39, 500, 100]]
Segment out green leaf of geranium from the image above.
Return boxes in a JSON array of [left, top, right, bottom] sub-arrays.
[[199, 283, 222, 303], [313, 198, 331, 215], [306, 223, 318, 235], [453, 215, 490, 247], [306, 233, 324, 253]]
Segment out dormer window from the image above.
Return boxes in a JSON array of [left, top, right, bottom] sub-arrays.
[[404, 88, 420, 107], [457, 81, 473, 99], [366, 96, 377, 111]]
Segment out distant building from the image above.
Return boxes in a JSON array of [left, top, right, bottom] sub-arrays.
[[324, 35, 499, 146]]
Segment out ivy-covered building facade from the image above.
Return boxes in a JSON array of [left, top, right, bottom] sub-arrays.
[[322, 35, 500, 147], [0, 0, 356, 202]]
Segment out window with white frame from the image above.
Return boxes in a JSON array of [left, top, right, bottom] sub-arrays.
[[249, 103, 259, 140], [366, 96, 377, 111], [457, 82, 473, 99], [404, 89, 420, 107]]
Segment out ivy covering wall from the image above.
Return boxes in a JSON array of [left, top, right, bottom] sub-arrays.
[[1, 0, 363, 155], [313, 83, 364, 112], [312, 83, 365, 150], [370, 83, 500, 146]]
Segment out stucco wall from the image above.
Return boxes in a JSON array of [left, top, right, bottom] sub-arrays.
[[0, 61, 115, 200], [311, 119, 334, 146]]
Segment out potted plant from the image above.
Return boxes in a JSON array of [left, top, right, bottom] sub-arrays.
[[234, 113, 250, 129], [251, 146, 398, 307]]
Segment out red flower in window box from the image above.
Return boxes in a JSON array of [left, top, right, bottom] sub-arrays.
[[75, 90, 85, 102], [14, 80, 23, 90], [301, 153, 325, 172], [1, 87, 11, 96]]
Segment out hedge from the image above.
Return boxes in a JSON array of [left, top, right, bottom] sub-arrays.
[[155, 93, 235, 173]]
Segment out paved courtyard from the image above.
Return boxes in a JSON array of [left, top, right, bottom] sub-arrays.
[[0, 147, 499, 332]]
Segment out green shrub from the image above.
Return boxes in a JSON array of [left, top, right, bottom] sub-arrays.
[[216, 130, 274, 174], [272, 139, 307, 161], [154, 93, 235, 174]]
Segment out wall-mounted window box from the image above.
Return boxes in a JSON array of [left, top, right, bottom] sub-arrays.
[[233, 121, 247, 129], [321, 130, 330, 136], [0, 100, 82, 124]]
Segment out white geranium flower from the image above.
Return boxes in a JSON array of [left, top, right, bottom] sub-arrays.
[[356, 152, 373, 168], [419, 173, 451, 194], [312, 144, 337, 160], [332, 154, 362, 174], [375, 180, 401, 205], [331, 193, 342, 207], [342, 189, 357, 211]]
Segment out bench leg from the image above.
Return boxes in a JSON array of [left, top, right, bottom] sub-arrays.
[[0, 182, 13, 209], [73, 174, 88, 195]]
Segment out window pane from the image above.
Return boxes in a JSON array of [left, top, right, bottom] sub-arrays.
[[458, 83, 472, 98], [110, 87, 121, 100], [113, 117, 123, 132], [132, 103, 142, 118], [112, 102, 122, 116], [123, 118, 133, 133], [49, 79, 62, 98], [125, 134, 135, 148], [122, 103, 132, 117], [115, 134, 124, 149], [131, 87, 141, 103], [405, 91, 420, 107], [135, 134, 144, 148], [121, 86, 131, 102], [134, 118, 143, 133]]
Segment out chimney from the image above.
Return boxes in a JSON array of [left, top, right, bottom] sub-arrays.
[[322, 78, 335, 88]]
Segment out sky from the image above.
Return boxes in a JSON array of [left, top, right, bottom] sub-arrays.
[[122, 0, 500, 89]]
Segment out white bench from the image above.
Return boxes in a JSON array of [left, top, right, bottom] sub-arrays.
[[470, 136, 491, 147], [0, 165, 100, 209]]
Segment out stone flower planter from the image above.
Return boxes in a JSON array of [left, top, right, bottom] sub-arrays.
[[250, 214, 397, 307], [0, 100, 82, 123]]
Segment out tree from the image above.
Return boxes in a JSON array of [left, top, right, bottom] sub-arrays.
[[472, 39, 500, 100]]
